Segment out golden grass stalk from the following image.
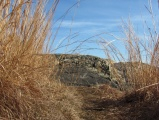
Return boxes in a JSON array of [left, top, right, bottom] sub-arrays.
[[100, 18, 159, 90], [0, 0, 82, 119]]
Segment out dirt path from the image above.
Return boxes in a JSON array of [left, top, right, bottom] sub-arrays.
[[76, 85, 126, 120], [75, 84, 159, 120]]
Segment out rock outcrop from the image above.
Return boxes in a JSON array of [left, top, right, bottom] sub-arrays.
[[53, 54, 120, 88]]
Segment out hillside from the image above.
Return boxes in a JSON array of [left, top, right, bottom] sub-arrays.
[[51, 54, 159, 120]]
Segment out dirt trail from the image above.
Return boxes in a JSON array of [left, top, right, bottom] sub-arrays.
[[75, 84, 159, 120], [76, 85, 126, 120]]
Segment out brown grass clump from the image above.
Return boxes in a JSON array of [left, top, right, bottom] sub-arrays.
[[120, 86, 159, 120], [98, 2, 159, 119], [0, 0, 82, 119], [100, 18, 159, 90], [99, 2, 159, 90]]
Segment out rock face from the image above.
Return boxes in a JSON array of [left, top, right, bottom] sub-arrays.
[[53, 54, 120, 88]]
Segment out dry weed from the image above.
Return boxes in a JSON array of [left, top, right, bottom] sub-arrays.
[[0, 0, 82, 119]]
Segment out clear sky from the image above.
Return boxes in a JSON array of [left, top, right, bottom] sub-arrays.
[[50, 0, 159, 59]]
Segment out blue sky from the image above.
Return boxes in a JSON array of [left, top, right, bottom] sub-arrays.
[[50, 0, 159, 59]]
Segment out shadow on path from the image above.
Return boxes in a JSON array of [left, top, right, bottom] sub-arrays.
[[76, 85, 159, 120]]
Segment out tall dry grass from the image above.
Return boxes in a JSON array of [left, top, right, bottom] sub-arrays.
[[98, 3, 159, 118], [0, 0, 82, 119], [100, 6, 159, 91]]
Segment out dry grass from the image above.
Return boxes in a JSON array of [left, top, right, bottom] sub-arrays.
[[97, 2, 159, 119], [98, 1, 159, 90], [100, 18, 159, 90], [1, 0, 159, 119], [120, 86, 159, 120], [0, 0, 82, 119]]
